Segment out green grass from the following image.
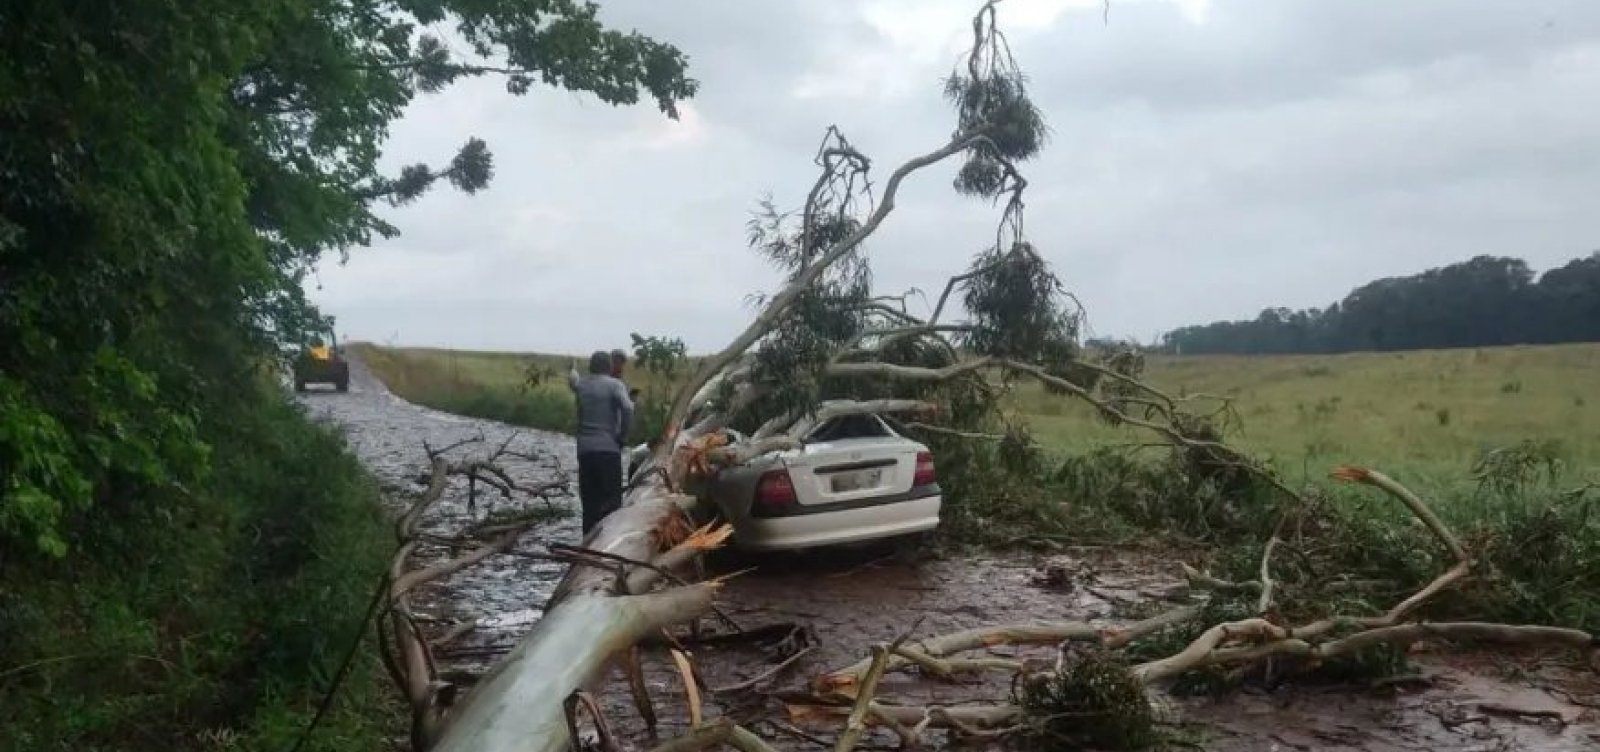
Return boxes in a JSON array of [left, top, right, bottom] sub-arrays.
[[0, 385, 399, 751], [1017, 344, 1600, 492], [352, 343, 689, 441]]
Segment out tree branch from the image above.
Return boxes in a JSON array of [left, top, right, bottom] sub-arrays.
[[706, 436, 802, 466], [832, 323, 973, 365], [785, 399, 938, 441], [1331, 466, 1468, 563], [663, 129, 996, 456], [902, 422, 1004, 442], [826, 357, 994, 383], [645, 719, 779, 752]]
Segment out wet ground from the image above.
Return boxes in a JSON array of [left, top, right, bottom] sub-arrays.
[[300, 360, 1600, 751]]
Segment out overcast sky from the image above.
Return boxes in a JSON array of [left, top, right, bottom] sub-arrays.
[[312, 0, 1600, 353]]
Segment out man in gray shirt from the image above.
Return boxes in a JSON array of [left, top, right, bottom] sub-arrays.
[[568, 350, 634, 534]]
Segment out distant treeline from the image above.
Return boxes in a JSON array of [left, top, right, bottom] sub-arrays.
[[1159, 253, 1600, 355]]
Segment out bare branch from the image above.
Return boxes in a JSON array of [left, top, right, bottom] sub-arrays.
[[391, 530, 522, 597], [853, 302, 927, 325], [399, 457, 450, 539], [1331, 466, 1468, 563], [1288, 560, 1475, 641], [889, 644, 1022, 678], [1257, 515, 1288, 615], [819, 620, 1102, 693], [788, 703, 1022, 735], [709, 646, 816, 694], [1099, 604, 1206, 650], [835, 638, 903, 752], [1180, 564, 1262, 596], [1131, 618, 1288, 684], [646, 719, 780, 752], [929, 256, 1010, 325], [425, 433, 486, 461], [669, 648, 704, 728], [902, 422, 1004, 442], [1316, 622, 1595, 661], [785, 399, 938, 440], [706, 436, 802, 466], [832, 323, 973, 364], [826, 357, 994, 383], [688, 365, 752, 416], [431, 621, 478, 649], [751, 411, 799, 441]]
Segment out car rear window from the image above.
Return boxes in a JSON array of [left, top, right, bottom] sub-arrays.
[[805, 414, 892, 442]]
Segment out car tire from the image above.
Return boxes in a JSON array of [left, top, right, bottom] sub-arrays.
[[336, 378, 349, 392], [294, 379, 307, 392]]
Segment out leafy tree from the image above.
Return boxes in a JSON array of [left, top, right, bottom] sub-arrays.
[[1534, 252, 1600, 343], [0, 0, 693, 555], [1162, 253, 1600, 355]]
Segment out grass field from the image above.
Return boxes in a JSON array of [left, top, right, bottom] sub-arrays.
[[356, 342, 1600, 490], [1016, 344, 1600, 492]]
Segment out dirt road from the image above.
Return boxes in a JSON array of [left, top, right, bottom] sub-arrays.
[[301, 361, 1599, 751]]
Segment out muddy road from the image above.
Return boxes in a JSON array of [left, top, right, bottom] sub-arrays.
[[300, 361, 1599, 751]]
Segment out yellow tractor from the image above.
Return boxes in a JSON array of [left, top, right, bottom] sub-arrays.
[[293, 327, 350, 392]]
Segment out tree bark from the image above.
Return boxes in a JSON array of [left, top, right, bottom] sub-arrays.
[[431, 582, 717, 752], [428, 481, 715, 752]]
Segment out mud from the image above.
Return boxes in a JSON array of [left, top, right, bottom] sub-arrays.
[[302, 360, 1600, 751]]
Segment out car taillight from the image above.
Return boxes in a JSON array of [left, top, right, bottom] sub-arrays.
[[913, 451, 936, 486], [753, 468, 798, 516]]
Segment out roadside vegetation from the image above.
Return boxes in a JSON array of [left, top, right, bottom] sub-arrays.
[[0, 386, 399, 750], [1, 0, 693, 748]]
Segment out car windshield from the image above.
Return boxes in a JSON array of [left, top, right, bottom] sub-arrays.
[[805, 414, 891, 442]]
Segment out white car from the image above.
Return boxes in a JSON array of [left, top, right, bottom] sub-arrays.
[[701, 413, 942, 551]]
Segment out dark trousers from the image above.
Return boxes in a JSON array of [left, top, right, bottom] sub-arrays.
[[576, 451, 622, 534]]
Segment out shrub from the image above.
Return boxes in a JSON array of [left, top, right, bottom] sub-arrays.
[[0, 388, 397, 750]]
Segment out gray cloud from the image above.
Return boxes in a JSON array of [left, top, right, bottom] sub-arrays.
[[314, 0, 1600, 352]]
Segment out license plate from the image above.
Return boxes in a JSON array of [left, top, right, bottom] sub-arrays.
[[830, 468, 882, 493]]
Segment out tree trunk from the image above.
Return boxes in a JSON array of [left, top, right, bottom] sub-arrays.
[[431, 586, 715, 752], [428, 482, 716, 752]]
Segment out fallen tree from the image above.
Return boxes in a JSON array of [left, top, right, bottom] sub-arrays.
[[423, 2, 1060, 750]]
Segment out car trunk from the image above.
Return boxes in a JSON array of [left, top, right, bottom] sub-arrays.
[[782, 414, 920, 509]]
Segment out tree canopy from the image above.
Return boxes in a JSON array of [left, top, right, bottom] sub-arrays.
[[0, 0, 693, 555], [1162, 253, 1600, 356]]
